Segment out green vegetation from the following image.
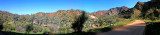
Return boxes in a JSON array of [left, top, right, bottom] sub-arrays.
[[72, 11, 88, 33], [85, 19, 134, 33], [0, 9, 134, 35], [0, 0, 159, 35]]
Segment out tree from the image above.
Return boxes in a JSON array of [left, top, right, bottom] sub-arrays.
[[119, 10, 132, 19], [0, 19, 4, 31], [145, 8, 160, 23], [131, 8, 141, 19], [97, 15, 106, 27], [72, 11, 88, 33], [149, 13, 156, 23], [25, 24, 34, 34], [11, 14, 19, 24]]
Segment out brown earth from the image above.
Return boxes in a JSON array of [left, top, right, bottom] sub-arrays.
[[97, 20, 146, 35]]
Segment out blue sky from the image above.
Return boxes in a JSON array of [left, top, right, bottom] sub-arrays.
[[0, 0, 150, 15]]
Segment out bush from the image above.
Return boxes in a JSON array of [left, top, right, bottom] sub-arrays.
[[32, 26, 42, 33], [25, 24, 34, 34]]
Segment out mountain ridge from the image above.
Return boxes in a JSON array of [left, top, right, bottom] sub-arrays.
[[32, 6, 129, 16]]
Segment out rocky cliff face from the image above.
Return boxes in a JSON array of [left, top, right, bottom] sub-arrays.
[[109, 6, 129, 15], [134, 1, 144, 11], [91, 6, 129, 16]]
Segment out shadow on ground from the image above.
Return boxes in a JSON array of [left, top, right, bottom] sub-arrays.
[[0, 27, 111, 35], [0, 31, 53, 35], [59, 27, 111, 35], [145, 22, 160, 35], [54, 27, 112, 35]]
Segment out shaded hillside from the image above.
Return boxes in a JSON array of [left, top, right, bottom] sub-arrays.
[[92, 6, 128, 16], [119, 0, 160, 19]]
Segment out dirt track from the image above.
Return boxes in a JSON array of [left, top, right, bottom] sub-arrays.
[[97, 20, 146, 35]]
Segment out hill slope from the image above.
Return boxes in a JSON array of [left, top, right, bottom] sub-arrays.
[[92, 6, 128, 16], [119, 0, 160, 19]]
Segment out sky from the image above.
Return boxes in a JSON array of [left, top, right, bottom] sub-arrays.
[[0, 0, 150, 15]]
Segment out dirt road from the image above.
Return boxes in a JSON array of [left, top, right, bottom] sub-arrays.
[[97, 20, 146, 35]]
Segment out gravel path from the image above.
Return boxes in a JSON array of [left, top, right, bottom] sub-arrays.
[[97, 20, 146, 35]]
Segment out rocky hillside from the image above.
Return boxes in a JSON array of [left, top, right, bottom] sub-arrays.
[[35, 9, 82, 16], [92, 6, 128, 16], [119, 0, 160, 19]]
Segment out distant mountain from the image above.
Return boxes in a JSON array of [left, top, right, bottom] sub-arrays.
[[33, 6, 129, 17], [32, 6, 129, 20], [35, 9, 82, 16], [91, 6, 129, 16]]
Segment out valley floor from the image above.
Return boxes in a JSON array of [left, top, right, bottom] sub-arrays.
[[97, 20, 146, 35]]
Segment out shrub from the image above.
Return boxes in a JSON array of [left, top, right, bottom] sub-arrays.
[[25, 24, 34, 34], [32, 26, 42, 33]]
